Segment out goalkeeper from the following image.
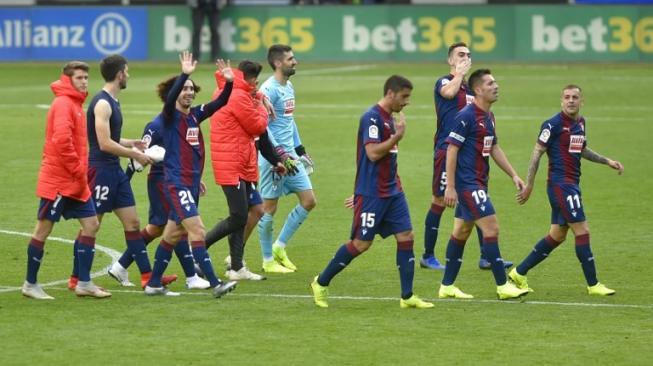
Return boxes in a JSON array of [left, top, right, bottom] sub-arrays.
[[203, 59, 296, 281], [256, 44, 316, 273]]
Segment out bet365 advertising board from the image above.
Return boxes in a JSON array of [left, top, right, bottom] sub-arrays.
[[1, 5, 651, 61]]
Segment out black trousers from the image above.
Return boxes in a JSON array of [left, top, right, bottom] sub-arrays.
[[205, 180, 250, 271]]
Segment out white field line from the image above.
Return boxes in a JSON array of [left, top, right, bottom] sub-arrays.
[[3, 228, 651, 310], [15, 286, 651, 310], [0, 229, 120, 293]]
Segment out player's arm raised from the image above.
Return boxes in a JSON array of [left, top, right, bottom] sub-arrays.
[[581, 147, 624, 175], [439, 59, 471, 99], [365, 112, 405, 162]]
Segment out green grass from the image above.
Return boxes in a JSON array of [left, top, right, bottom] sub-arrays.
[[0, 61, 651, 365]]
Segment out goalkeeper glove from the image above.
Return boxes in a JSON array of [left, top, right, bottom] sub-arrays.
[[294, 145, 314, 175], [274, 146, 299, 176]]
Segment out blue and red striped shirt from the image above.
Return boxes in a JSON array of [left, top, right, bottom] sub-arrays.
[[536, 112, 586, 185], [433, 74, 474, 151], [445, 103, 497, 191], [354, 104, 403, 198], [161, 73, 232, 189]]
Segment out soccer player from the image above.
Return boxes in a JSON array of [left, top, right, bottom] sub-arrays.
[[257, 44, 316, 273], [22, 61, 110, 299], [204, 60, 271, 281], [144, 51, 237, 298], [122, 116, 211, 290], [421, 42, 513, 271], [82, 54, 177, 291], [438, 69, 529, 300], [510, 85, 623, 296], [310, 75, 433, 309]]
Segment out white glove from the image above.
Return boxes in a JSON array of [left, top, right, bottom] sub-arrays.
[[299, 154, 314, 176]]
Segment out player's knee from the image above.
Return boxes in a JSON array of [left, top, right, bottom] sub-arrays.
[[483, 228, 499, 238], [549, 232, 566, 243], [263, 202, 278, 216], [352, 240, 371, 253], [301, 196, 316, 211], [250, 205, 264, 221], [231, 211, 248, 228], [147, 225, 164, 238], [398, 232, 414, 242], [124, 218, 141, 232], [432, 195, 444, 206], [33, 222, 53, 240], [82, 219, 100, 237]]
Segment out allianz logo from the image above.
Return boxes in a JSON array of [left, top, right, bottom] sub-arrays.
[[0, 12, 131, 54]]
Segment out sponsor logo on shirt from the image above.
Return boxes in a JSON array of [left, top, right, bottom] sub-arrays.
[[539, 129, 551, 143], [482, 136, 494, 157], [283, 98, 295, 117], [186, 127, 200, 146], [569, 134, 584, 153]]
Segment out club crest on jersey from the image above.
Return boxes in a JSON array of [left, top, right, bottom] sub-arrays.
[[482, 136, 494, 157], [539, 128, 551, 143], [569, 135, 584, 153], [186, 127, 200, 146], [369, 125, 379, 139], [283, 99, 295, 117]]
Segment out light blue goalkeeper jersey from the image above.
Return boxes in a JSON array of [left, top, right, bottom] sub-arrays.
[[259, 75, 301, 155]]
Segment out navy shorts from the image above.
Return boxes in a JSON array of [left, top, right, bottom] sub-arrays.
[[165, 184, 200, 224], [37, 195, 96, 222], [147, 175, 170, 227], [88, 165, 136, 214], [246, 181, 263, 207], [454, 188, 496, 221], [431, 149, 447, 197], [548, 183, 586, 225], [350, 193, 412, 241]]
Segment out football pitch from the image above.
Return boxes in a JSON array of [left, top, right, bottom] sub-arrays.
[[0, 60, 651, 365]]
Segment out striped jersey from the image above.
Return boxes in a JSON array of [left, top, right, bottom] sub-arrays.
[[354, 104, 403, 198], [433, 74, 474, 151], [445, 103, 497, 191], [537, 112, 586, 185]]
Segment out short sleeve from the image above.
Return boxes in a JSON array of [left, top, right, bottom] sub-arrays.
[[537, 120, 556, 147], [361, 113, 382, 145], [261, 84, 275, 103], [141, 123, 154, 148], [445, 114, 470, 147]]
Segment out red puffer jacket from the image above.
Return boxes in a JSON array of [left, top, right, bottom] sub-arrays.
[[36, 74, 91, 202], [210, 69, 268, 185]]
